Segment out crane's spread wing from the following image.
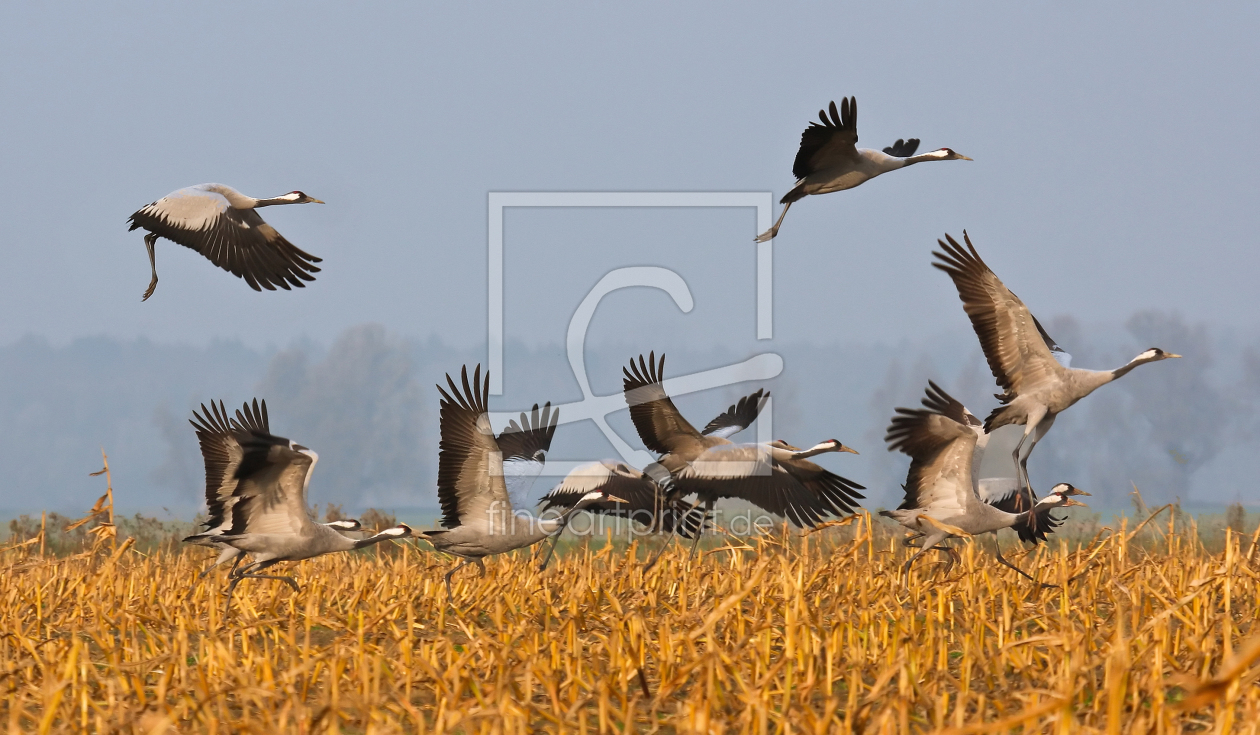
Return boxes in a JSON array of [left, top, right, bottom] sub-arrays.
[[539, 461, 707, 538], [230, 396, 271, 434], [128, 186, 322, 292], [185, 398, 315, 542], [496, 402, 558, 507], [496, 403, 557, 460], [919, 380, 982, 429], [540, 461, 662, 514], [771, 449, 866, 519], [221, 445, 316, 538], [932, 233, 1065, 417], [437, 365, 512, 529], [882, 138, 921, 158], [701, 389, 769, 439], [672, 444, 862, 527], [979, 477, 1023, 507], [187, 400, 248, 537], [792, 98, 860, 180], [623, 353, 705, 456], [885, 401, 978, 516]]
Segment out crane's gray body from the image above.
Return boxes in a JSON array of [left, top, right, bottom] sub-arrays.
[[792, 148, 904, 197], [423, 513, 565, 560]]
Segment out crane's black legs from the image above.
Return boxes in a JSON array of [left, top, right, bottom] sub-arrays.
[[222, 560, 297, 615], [185, 552, 244, 601], [644, 501, 695, 571], [443, 557, 487, 597], [540, 503, 593, 571], [1018, 429, 1050, 500], [899, 531, 949, 583], [643, 499, 710, 571], [1012, 409, 1051, 496], [901, 533, 959, 576], [1012, 436, 1030, 495], [537, 535, 560, 571], [643, 527, 677, 572], [901, 545, 933, 580], [754, 201, 793, 243], [142, 233, 159, 301], [538, 518, 571, 571], [992, 541, 1057, 588]]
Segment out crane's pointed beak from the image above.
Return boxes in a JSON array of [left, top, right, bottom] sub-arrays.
[[958, 155, 974, 161], [605, 495, 630, 504], [840, 445, 859, 455], [1064, 498, 1089, 508], [1166, 353, 1182, 359], [309, 198, 326, 204]]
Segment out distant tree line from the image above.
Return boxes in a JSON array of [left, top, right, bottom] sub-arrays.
[[0, 313, 1254, 516]]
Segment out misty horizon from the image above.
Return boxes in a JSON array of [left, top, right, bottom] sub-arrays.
[[2, 310, 1256, 521]]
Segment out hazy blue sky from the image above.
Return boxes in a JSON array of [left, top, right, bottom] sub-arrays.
[[1, 3, 1257, 355]]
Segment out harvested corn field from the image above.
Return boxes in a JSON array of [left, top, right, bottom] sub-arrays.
[[3, 513, 1260, 733]]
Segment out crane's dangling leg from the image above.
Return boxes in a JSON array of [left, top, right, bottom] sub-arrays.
[[537, 535, 561, 572], [935, 546, 960, 576], [754, 201, 793, 243], [186, 550, 244, 601], [443, 558, 479, 597], [142, 233, 160, 301], [1017, 413, 1057, 499], [900, 531, 949, 583], [642, 530, 676, 572], [901, 532, 925, 548], [644, 500, 700, 572], [905, 533, 958, 575], [992, 538, 1056, 588], [538, 511, 579, 572], [1011, 405, 1049, 495], [223, 560, 295, 615]]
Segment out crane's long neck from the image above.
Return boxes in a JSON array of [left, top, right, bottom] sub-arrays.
[[790, 442, 838, 459], [253, 196, 295, 208], [1064, 354, 1161, 397], [350, 526, 410, 550], [1109, 355, 1157, 381], [902, 151, 952, 166]]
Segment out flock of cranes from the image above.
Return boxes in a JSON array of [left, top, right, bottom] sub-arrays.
[[121, 97, 1179, 609]]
